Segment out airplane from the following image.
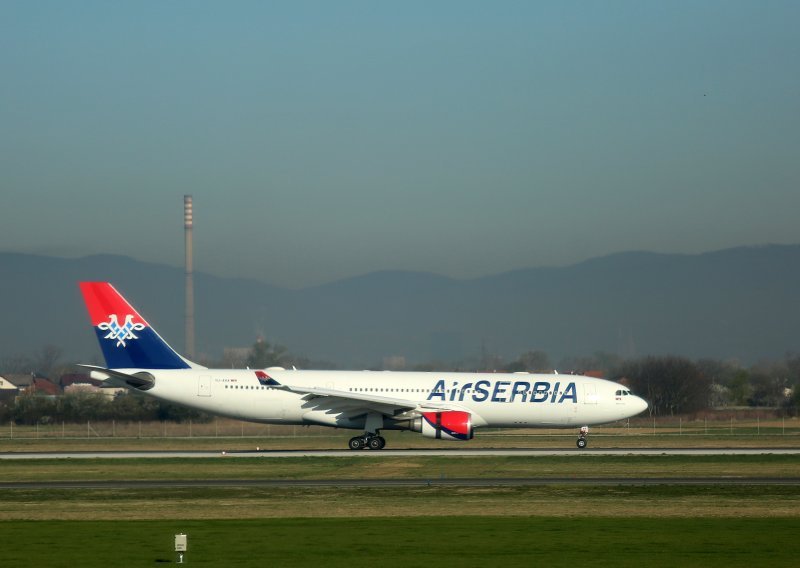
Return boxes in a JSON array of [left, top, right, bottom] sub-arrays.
[[78, 281, 648, 450]]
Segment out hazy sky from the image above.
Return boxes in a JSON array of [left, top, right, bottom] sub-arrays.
[[2, 1, 799, 288]]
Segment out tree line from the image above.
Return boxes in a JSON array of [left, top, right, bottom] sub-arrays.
[[0, 390, 209, 426], [502, 350, 800, 416]]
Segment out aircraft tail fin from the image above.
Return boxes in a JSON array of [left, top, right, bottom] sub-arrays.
[[79, 282, 197, 370]]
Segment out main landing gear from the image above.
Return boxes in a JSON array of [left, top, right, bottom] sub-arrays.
[[576, 425, 589, 449], [350, 413, 386, 450], [348, 434, 386, 450]]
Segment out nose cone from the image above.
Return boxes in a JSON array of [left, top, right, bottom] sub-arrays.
[[633, 395, 648, 416]]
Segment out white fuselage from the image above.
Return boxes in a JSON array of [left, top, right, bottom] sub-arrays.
[[125, 368, 648, 431]]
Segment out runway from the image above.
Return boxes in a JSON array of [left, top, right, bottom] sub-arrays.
[[2, 447, 800, 459]]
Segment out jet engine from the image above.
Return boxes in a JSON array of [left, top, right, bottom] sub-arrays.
[[413, 411, 473, 441]]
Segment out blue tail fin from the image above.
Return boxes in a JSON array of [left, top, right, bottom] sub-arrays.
[[80, 282, 193, 370]]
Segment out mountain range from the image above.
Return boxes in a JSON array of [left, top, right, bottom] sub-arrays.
[[1, 244, 798, 368]]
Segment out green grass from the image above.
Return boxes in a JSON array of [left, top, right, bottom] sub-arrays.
[[0, 517, 797, 567], [2, 449, 799, 564], [2, 454, 800, 482], [3, 484, 799, 521]]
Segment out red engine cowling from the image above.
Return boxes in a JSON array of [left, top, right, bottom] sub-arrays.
[[420, 411, 473, 441]]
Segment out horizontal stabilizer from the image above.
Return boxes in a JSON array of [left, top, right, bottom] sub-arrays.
[[79, 364, 155, 391]]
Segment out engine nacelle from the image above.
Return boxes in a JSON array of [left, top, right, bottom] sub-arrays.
[[417, 411, 473, 441]]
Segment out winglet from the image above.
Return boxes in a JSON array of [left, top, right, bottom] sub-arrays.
[[255, 370, 283, 387]]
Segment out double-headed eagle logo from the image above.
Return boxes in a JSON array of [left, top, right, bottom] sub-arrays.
[[97, 314, 145, 348]]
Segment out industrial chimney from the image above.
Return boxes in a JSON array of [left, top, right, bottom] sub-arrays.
[[184, 195, 195, 359]]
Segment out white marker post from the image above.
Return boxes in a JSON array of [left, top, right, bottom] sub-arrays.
[[175, 533, 187, 564]]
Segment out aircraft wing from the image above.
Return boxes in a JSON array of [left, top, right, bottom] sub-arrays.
[[270, 381, 462, 417]]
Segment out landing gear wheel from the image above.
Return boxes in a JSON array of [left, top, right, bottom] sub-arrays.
[[348, 436, 365, 450], [576, 425, 589, 449], [368, 436, 386, 450]]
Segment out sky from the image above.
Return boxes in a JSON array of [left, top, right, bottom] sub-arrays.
[[2, 1, 799, 288]]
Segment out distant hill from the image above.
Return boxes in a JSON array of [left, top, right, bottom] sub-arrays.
[[1, 245, 798, 367]]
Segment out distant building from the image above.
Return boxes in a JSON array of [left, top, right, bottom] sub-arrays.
[[64, 382, 124, 399], [64, 383, 100, 394], [62, 372, 125, 398], [0, 375, 20, 404], [27, 378, 61, 396], [60, 373, 103, 389], [1, 373, 33, 390]]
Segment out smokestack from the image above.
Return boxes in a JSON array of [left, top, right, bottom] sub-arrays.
[[184, 195, 195, 359]]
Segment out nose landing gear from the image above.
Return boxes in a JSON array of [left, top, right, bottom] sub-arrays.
[[576, 426, 589, 449]]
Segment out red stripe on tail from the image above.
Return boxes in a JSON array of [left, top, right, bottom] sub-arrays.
[[79, 282, 148, 328]]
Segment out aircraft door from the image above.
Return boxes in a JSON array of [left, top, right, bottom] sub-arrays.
[[198, 375, 212, 397]]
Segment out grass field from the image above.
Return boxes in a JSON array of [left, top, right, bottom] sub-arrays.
[[2, 482, 800, 520], [1, 517, 798, 567], [2, 454, 800, 483], [2, 428, 800, 565]]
